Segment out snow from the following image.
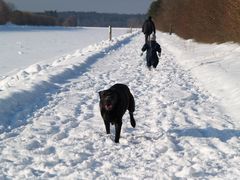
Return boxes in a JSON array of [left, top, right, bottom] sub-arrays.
[[0, 25, 128, 78], [0, 26, 239, 179], [159, 33, 240, 123]]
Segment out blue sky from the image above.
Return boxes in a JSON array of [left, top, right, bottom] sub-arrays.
[[5, 0, 154, 14]]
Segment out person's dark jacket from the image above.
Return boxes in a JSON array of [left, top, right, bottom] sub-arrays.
[[142, 18, 156, 35], [142, 41, 161, 68]]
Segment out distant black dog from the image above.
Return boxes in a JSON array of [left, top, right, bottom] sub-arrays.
[[99, 84, 136, 143]]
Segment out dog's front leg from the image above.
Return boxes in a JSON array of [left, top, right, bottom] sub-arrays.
[[104, 120, 110, 134], [114, 122, 122, 143]]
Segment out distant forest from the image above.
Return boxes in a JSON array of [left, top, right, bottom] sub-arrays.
[[0, 0, 145, 27], [41, 11, 146, 27]]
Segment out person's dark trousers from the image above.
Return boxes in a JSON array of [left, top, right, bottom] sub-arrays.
[[145, 34, 150, 43], [152, 59, 159, 68], [147, 58, 151, 67]]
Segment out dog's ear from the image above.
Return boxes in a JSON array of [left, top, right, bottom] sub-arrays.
[[98, 90, 104, 98]]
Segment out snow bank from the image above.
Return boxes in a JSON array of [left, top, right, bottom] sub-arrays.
[[158, 32, 240, 121]]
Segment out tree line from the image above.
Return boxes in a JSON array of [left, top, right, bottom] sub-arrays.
[[0, 0, 145, 27], [47, 11, 145, 27], [0, 0, 56, 26], [148, 0, 240, 43]]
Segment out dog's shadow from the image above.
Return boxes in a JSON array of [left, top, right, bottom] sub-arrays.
[[101, 127, 161, 145], [124, 127, 165, 144], [169, 127, 240, 142]]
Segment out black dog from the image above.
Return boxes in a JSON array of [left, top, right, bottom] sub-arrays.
[[99, 83, 136, 143]]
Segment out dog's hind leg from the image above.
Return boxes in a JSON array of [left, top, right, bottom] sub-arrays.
[[128, 93, 136, 128], [129, 112, 136, 128], [128, 93, 135, 112], [115, 122, 122, 143]]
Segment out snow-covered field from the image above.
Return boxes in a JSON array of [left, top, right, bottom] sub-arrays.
[[0, 25, 128, 78], [0, 26, 239, 179]]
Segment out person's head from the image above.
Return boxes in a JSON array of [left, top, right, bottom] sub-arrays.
[[148, 16, 152, 20], [150, 33, 156, 41]]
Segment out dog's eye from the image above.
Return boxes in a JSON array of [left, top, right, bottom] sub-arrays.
[[99, 91, 106, 98]]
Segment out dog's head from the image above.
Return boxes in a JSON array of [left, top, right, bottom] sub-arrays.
[[99, 89, 118, 111]]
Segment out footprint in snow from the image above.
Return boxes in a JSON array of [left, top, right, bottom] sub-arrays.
[[25, 140, 42, 151]]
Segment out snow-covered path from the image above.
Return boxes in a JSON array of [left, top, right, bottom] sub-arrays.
[[0, 33, 239, 179]]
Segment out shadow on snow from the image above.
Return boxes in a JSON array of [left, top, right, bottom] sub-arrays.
[[170, 127, 240, 142]]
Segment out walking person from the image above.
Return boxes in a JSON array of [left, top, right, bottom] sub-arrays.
[[142, 16, 156, 43], [141, 33, 161, 70]]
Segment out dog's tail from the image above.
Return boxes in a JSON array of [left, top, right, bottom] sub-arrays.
[[129, 112, 136, 128]]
